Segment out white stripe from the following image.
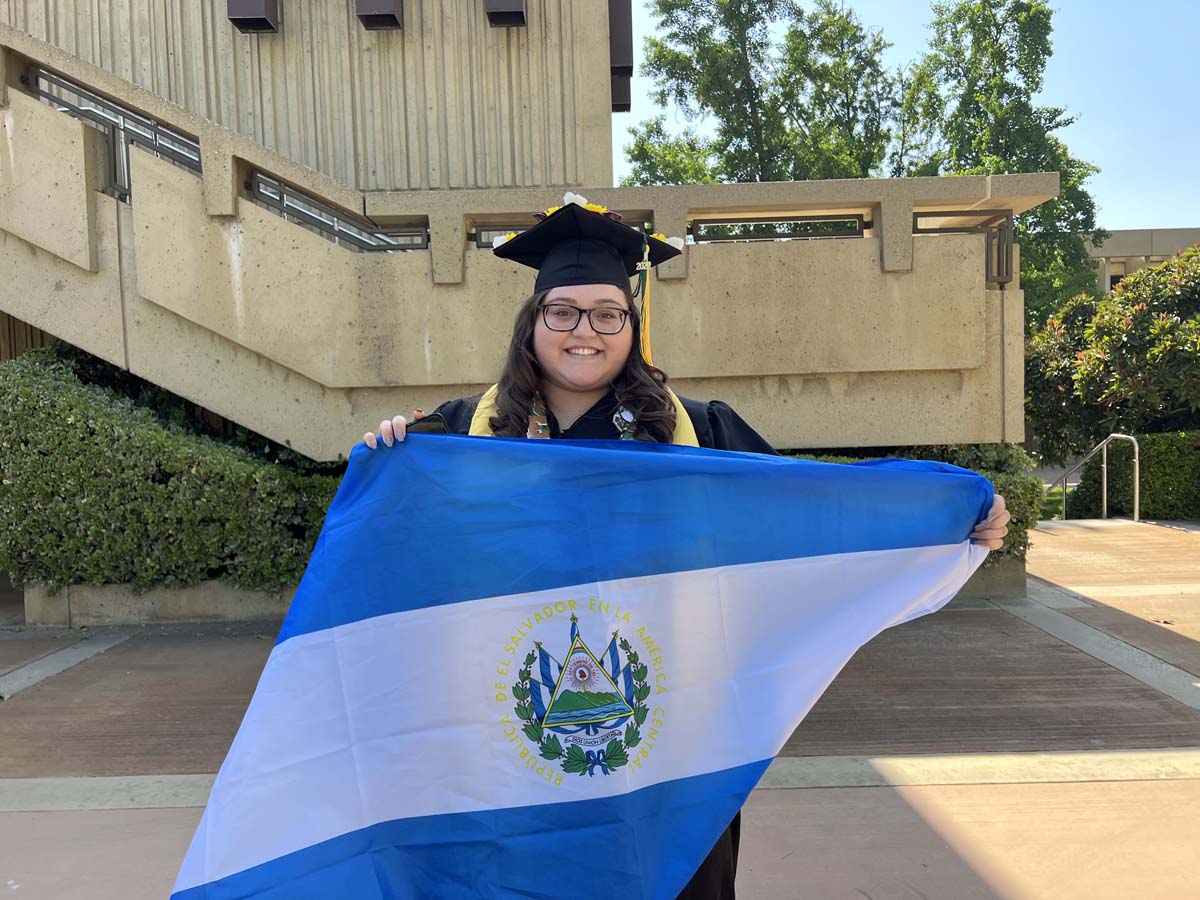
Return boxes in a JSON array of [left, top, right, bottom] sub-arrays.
[[177, 542, 985, 891]]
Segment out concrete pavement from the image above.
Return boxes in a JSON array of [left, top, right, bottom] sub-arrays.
[[1, 519, 1198, 898]]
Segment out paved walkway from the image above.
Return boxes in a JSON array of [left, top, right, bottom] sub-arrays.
[[1, 520, 1197, 898]]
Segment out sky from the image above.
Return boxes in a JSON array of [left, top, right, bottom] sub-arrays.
[[611, 0, 1200, 231]]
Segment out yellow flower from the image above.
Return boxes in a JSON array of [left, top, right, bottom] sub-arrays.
[[583, 202, 609, 214], [650, 232, 667, 242], [504, 231, 516, 240], [543, 205, 561, 216]]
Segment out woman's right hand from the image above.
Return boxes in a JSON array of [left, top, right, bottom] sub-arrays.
[[364, 409, 425, 449]]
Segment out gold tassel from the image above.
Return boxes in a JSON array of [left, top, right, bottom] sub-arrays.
[[637, 237, 653, 365]]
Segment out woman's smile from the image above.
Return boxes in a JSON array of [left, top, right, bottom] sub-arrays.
[[533, 284, 633, 397]]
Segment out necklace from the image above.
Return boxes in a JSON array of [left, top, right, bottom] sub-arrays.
[[612, 406, 637, 440], [527, 398, 550, 439], [527, 394, 638, 440]]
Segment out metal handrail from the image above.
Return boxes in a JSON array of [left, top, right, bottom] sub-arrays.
[[689, 214, 872, 243], [1056, 433, 1140, 522], [20, 66, 424, 254], [21, 66, 202, 203], [246, 172, 428, 253]]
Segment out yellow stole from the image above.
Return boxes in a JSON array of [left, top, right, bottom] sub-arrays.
[[468, 384, 700, 447]]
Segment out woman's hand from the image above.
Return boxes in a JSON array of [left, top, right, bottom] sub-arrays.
[[363, 409, 425, 450], [970, 493, 1011, 550]]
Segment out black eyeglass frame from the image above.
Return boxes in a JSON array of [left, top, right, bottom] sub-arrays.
[[538, 303, 632, 335]]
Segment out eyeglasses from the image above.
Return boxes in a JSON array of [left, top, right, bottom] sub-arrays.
[[539, 303, 631, 335]]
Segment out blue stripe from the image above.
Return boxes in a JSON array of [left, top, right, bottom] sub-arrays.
[[278, 436, 992, 644], [171, 759, 769, 900], [538, 648, 557, 695]]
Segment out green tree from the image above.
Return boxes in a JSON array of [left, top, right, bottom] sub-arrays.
[[623, 0, 896, 186], [1025, 249, 1200, 464], [1024, 291, 1103, 463], [899, 0, 1105, 326], [624, 117, 721, 187]]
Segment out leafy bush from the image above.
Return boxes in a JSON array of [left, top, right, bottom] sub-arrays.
[[1027, 247, 1200, 464], [1025, 292, 1104, 464], [0, 349, 340, 592], [1066, 431, 1200, 520], [49, 342, 343, 477], [786, 443, 1043, 564]]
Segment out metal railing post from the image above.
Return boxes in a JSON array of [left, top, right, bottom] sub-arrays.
[[1101, 442, 1108, 519], [1055, 433, 1141, 523], [1132, 440, 1141, 523]]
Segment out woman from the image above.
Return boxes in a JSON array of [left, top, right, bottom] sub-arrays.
[[364, 196, 1011, 898]]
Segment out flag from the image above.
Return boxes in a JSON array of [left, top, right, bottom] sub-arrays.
[[172, 435, 991, 899]]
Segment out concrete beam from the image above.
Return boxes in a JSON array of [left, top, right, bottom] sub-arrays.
[[878, 197, 913, 272]]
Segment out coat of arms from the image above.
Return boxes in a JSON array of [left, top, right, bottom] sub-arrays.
[[512, 614, 651, 776]]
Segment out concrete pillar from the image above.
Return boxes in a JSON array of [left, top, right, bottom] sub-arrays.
[[1125, 255, 1150, 279]]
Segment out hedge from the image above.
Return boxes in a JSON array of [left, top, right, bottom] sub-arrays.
[[0, 349, 340, 593], [1066, 431, 1200, 520], [787, 443, 1043, 564], [2, 346, 1041, 594]]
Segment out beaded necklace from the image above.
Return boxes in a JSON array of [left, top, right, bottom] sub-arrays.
[[526, 396, 637, 440]]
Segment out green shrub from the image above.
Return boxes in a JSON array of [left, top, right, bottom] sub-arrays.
[[1025, 292, 1104, 464], [1066, 431, 1200, 520], [48, 342, 343, 477], [0, 349, 340, 593], [1026, 247, 1200, 464], [786, 443, 1043, 564]]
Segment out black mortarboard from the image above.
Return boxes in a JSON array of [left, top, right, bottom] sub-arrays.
[[494, 201, 681, 293]]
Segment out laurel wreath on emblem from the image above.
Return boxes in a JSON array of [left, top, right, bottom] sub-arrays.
[[512, 634, 651, 776]]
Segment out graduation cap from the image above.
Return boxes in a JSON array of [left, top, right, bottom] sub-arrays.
[[493, 194, 684, 364]]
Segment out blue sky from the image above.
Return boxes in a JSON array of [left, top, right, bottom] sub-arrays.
[[612, 1, 1200, 230]]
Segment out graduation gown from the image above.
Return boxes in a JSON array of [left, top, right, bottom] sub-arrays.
[[429, 390, 773, 899], [430, 391, 778, 455]]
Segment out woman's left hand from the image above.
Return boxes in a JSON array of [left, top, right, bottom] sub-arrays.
[[970, 494, 1011, 550]]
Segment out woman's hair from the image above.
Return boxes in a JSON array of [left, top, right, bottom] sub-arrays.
[[488, 288, 678, 443]]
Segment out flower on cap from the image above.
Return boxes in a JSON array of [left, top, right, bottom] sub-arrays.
[[562, 191, 609, 215], [492, 232, 517, 249], [535, 192, 622, 221], [649, 232, 685, 250]]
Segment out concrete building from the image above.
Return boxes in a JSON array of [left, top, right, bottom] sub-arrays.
[[1090, 228, 1200, 293], [0, 3, 1059, 459]]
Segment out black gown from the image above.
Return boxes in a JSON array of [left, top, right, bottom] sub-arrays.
[[430, 390, 777, 454], [429, 389, 776, 900]]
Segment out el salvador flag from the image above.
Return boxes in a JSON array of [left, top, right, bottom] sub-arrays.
[[172, 436, 992, 899]]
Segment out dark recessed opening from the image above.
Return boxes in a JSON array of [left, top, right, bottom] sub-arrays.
[[357, 0, 403, 30], [486, 0, 527, 27], [228, 0, 279, 34], [232, 17, 275, 32], [488, 12, 526, 27], [359, 13, 402, 30], [611, 74, 631, 113]]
